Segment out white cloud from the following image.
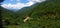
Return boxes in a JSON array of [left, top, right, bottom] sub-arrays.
[[1, 3, 26, 9], [25, 1, 34, 6], [1, 0, 46, 10], [29, 0, 46, 2]]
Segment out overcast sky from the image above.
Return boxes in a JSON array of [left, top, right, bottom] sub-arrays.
[[1, 0, 46, 11]]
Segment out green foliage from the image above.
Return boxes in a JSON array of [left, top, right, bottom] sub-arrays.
[[1, 0, 60, 28]]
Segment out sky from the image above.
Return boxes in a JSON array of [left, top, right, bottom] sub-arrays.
[[1, 0, 46, 11]]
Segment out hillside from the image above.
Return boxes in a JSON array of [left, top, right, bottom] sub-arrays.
[[17, 0, 60, 28], [1, 0, 60, 28]]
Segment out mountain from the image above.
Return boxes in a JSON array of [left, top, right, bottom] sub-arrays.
[[16, 3, 42, 17], [17, 3, 40, 12], [17, 0, 60, 17], [2, 0, 60, 28]]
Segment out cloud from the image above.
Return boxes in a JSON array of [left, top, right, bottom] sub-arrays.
[[25, 1, 34, 6], [1, 0, 46, 10], [29, 0, 46, 2], [1, 3, 26, 9]]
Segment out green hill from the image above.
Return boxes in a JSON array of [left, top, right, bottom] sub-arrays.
[[1, 0, 60, 28]]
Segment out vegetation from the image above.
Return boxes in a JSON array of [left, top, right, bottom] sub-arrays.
[[1, 0, 60, 28]]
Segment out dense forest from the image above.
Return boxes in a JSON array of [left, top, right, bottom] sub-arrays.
[[0, 0, 60, 28]]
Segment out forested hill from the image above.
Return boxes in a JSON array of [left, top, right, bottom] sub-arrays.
[[17, 0, 60, 18], [1, 0, 60, 28], [29, 0, 60, 17]]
